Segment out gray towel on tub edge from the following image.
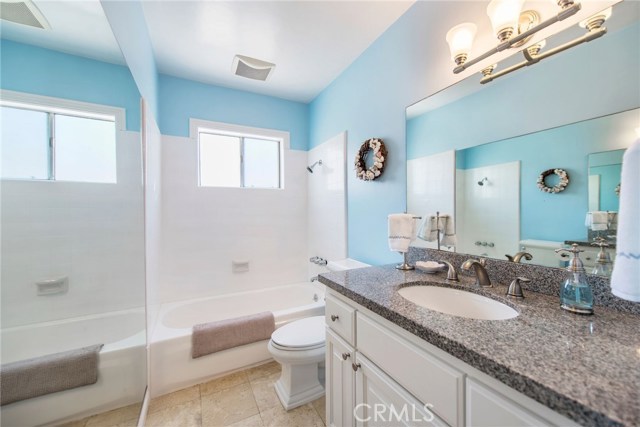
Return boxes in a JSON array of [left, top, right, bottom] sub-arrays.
[[192, 311, 275, 358], [0, 344, 104, 406]]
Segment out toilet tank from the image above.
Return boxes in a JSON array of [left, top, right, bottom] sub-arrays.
[[326, 258, 370, 271], [518, 240, 566, 268]]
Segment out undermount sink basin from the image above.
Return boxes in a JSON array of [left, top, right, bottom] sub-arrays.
[[398, 286, 519, 320]]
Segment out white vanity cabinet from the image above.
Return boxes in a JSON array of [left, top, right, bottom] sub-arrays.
[[326, 328, 356, 427], [325, 290, 580, 427]]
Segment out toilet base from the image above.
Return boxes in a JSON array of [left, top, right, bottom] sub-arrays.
[[273, 361, 325, 411]]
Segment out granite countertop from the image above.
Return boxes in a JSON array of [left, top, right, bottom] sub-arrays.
[[319, 265, 640, 427]]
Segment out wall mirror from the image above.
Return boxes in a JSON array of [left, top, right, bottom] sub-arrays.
[[406, 0, 639, 269], [1, 2, 146, 425]]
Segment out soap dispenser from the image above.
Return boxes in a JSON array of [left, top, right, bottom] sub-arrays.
[[554, 244, 594, 315], [591, 237, 613, 277]]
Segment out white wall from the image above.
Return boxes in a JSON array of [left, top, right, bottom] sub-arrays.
[[456, 162, 520, 259], [158, 135, 309, 303], [1, 131, 145, 328], [307, 132, 347, 278], [143, 99, 163, 339], [407, 150, 455, 250]]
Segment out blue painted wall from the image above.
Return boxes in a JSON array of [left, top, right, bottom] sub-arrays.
[[101, 0, 159, 119], [0, 40, 140, 131], [407, 22, 640, 160], [309, 1, 461, 265], [454, 109, 636, 241], [158, 74, 309, 151]]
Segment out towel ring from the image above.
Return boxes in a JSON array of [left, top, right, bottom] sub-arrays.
[[355, 138, 387, 181], [537, 168, 569, 194]]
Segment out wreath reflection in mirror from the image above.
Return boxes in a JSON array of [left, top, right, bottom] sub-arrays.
[[355, 138, 387, 181], [537, 168, 569, 193]]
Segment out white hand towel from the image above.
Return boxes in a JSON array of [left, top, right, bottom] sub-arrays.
[[585, 211, 608, 231], [611, 139, 640, 302], [417, 216, 438, 242], [388, 214, 416, 253], [440, 215, 457, 247]]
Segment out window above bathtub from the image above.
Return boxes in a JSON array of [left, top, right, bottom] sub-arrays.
[[0, 90, 124, 184], [192, 119, 288, 190]]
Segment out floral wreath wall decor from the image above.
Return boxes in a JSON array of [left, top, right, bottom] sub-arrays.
[[537, 168, 569, 194], [355, 138, 387, 181]]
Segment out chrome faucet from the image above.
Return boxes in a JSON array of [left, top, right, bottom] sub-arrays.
[[437, 260, 459, 282], [461, 258, 492, 287], [310, 276, 319, 282], [506, 252, 533, 263]]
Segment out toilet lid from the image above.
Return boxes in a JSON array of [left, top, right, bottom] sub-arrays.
[[271, 316, 325, 349]]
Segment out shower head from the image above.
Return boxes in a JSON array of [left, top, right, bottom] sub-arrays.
[[478, 177, 489, 186], [307, 160, 322, 173]]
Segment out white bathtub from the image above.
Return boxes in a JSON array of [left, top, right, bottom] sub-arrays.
[[150, 282, 325, 397], [1, 308, 146, 426]]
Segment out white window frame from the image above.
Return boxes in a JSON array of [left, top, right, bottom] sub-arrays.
[[190, 118, 289, 190], [0, 90, 125, 183]]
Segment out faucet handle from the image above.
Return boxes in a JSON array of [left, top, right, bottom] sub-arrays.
[[437, 260, 459, 282], [506, 277, 530, 299]]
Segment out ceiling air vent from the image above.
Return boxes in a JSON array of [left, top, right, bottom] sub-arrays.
[[0, 0, 50, 29], [232, 55, 275, 81]]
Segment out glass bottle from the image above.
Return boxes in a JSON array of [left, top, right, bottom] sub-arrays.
[[555, 244, 594, 314], [591, 237, 613, 277]]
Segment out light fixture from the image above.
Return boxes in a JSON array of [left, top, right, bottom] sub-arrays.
[[445, 1, 613, 84]]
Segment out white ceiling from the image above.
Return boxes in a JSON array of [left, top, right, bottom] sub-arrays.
[[2, 1, 633, 106], [141, 1, 415, 103], [0, 0, 125, 65]]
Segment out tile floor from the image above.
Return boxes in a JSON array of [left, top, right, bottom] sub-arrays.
[[60, 361, 326, 427]]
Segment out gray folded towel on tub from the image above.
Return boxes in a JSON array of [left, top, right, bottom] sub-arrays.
[[0, 344, 103, 406], [192, 312, 275, 359]]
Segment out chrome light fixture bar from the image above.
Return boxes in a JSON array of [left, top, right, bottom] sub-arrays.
[[481, 7, 611, 84], [447, 0, 583, 74], [446, 0, 614, 84]]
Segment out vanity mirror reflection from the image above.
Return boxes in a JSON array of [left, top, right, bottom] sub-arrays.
[[1, 2, 146, 425], [406, 0, 639, 270]]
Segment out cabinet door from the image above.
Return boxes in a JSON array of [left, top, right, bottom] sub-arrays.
[[327, 327, 356, 427], [466, 378, 550, 427], [354, 354, 448, 427]]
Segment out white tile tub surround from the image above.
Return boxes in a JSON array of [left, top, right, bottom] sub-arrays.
[[408, 150, 456, 250], [456, 161, 521, 258], [307, 131, 347, 279], [149, 281, 325, 397], [158, 134, 309, 303], [0, 131, 145, 328], [0, 308, 146, 426]]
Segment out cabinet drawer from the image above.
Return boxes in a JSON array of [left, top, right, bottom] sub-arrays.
[[466, 378, 550, 427], [357, 313, 464, 427], [326, 293, 356, 345], [355, 353, 449, 427]]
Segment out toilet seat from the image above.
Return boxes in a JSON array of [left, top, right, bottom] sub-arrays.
[[271, 316, 325, 349]]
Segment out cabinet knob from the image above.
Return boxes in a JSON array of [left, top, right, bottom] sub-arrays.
[[330, 314, 339, 322], [341, 352, 350, 360], [352, 362, 361, 372]]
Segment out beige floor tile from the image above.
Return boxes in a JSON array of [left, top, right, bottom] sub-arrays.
[[146, 399, 202, 427], [311, 396, 326, 426], [201, 383, 259, 426], [201, 371, 250, 396], [249, 372, 281, 412], [227, 414, 264, 427], [56, 418, 89, 427], [149, 385, 201, 414], [85, 403, 142, 427], [260, 403, 325, 427], [246, 361, 281, 381]]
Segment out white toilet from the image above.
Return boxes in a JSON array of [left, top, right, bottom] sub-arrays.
[[267, 316, 326, 410]]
